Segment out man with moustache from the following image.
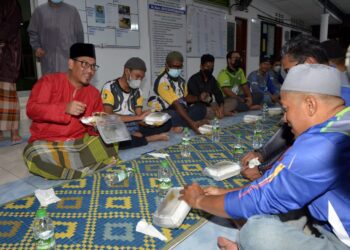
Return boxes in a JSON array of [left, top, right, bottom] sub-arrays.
[[23, 43, 119, 180], [181, 64, 350, 250]]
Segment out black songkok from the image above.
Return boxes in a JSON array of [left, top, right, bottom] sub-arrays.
[[70, 43, 96, 59]]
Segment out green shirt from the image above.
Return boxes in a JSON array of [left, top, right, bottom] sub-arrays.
[[217, 68, 247, 96]]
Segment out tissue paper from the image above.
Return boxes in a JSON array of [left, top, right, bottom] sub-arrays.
[[136, 219, 167, 241], [248, 157, 261, 168], [148, 153, 170, 158], [34, 188, 61, 207]]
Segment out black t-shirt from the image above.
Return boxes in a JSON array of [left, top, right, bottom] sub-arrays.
[[187, 71, 224, 105]]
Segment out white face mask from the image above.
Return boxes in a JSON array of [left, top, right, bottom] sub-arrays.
[[51, 0, 63, 4], [274, 66, 281, 72], [168, 68, 182, 78], [127, 77, 142, 89]]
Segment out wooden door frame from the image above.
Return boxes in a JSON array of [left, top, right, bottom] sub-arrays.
[[235, 17, 248, 73]]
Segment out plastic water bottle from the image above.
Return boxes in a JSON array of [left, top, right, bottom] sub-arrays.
[[32, 208, 56, 250], [252, 121, 263, 150], [157, 160, 172, 200], [262, 102, 269, 121], [262, 87, 269, 121], [181, 128, 191, 157], [211, 117, 220, 142], [233, 133, 244, 166], [104, 168, 134, 187]]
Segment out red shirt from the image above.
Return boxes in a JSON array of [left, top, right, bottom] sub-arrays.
[[27, 73, 103, 142]]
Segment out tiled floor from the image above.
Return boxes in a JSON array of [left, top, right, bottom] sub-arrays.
[[0, 112, 256, 247]]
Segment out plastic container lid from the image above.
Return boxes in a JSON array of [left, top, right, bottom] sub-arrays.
[[96, 115, 131, 144]]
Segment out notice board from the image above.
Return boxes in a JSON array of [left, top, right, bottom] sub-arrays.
[[37, 0, 140, 47], [187, 3, 227, 58]]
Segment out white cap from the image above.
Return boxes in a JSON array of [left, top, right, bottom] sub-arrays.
[[281, 64, 341, 97]]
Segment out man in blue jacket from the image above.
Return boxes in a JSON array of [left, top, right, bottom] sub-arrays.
[[180, 64, 350, 250]]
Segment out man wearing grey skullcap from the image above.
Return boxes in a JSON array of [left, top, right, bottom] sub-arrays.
[[101, 57, 171, 149], [124, 57, 147, 72], [148, 51, 207, 134], [180, 63, 350, 250], [241, 34, 328, 181], [23, 43, 120, 180], [281, 64, 341, 96]]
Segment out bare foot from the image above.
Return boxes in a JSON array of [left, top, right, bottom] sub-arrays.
[[146, 133, 169, 142], [217, 236, 239, 250], [170, 127, 183, 133]]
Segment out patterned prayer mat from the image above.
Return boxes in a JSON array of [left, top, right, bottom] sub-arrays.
[[0, 116, 282, 249]]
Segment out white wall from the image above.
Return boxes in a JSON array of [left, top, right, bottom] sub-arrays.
[[19, 0, 308, 136]]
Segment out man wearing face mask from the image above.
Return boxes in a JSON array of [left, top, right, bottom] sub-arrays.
[[102, 57, 171, 149], [217, 51, 262, 112], [148, 51, 207, 134], [28, 0, 84, 75], [247, 55, 278, 107], [186, 54, 228, 119], [271, 58, 284, 87]]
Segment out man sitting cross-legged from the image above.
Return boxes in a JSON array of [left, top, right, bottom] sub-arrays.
[[23, 43, 119, 180], [101, 57, 171, 149]]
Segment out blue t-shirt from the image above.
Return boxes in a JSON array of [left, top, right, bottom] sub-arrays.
[[247, 70, 276, 95], [225, 107, 350, 247]]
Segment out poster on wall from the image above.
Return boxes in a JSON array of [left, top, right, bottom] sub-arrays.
[[148, 0, 187, 90], [187, 4, 227, 58], [37, 0, 140, 47], [85, 0, 139, 47]]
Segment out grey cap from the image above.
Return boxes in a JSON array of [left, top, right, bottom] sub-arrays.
[[124, 57, 146, 72], [166, 51, 184, 64], [281, 64, 341, 97]]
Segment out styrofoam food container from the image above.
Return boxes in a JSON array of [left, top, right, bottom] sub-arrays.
[[203, 160, 241, 181], [268, 107, 283, 115], [199, 124, 213, 135], [144, 112, 171, 126], [153, 187, 191, 228]]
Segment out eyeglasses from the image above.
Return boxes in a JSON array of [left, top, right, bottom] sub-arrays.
[[73, 59, 100, 71]]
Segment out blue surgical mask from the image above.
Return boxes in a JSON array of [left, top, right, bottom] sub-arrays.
[[51, 0, 63, 4], [168, 68, 182, 78]]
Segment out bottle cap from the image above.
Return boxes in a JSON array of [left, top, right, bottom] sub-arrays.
[[160, 160, 169, 168], [36, 208, 47, 218]]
